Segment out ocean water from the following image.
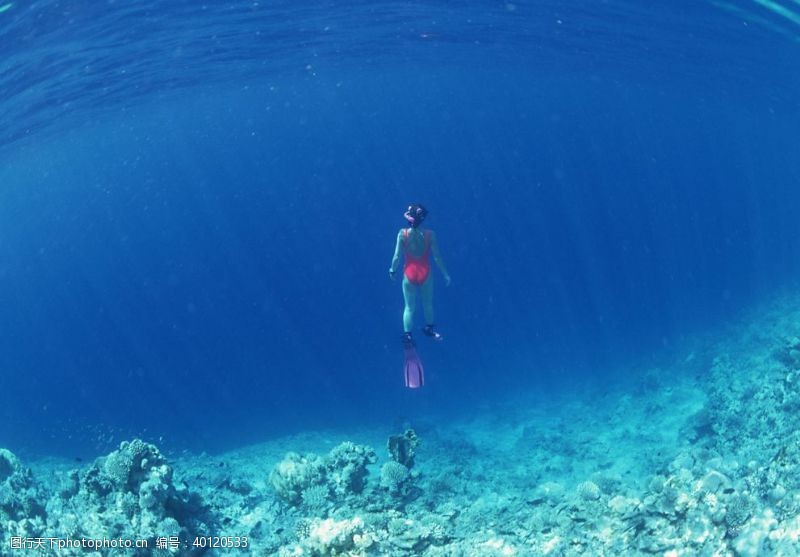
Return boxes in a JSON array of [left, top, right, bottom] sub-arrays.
[[2, 1, 800, 555]]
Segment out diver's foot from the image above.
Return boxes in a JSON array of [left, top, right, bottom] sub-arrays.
[[423, 325, 443, 341], [401, 332, 415, 348]]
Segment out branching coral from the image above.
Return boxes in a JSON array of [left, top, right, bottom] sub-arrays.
[[380, 461, 409, 495]]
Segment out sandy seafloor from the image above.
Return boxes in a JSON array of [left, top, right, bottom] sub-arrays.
[[5, 293, 800, 556]]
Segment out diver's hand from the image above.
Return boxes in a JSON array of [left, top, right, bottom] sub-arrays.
[[444, 274, 452, 287], [389, 269, 397, 281]]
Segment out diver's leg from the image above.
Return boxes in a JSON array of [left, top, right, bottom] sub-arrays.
[[421, 275, 435, 326], [421, 277, 442, 340], [402, 277, 417, 333]]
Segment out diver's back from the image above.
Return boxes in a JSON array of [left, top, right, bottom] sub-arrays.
[[403, 228, 430, 258]]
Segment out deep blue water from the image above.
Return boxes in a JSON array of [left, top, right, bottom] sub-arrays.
[[1, 0, 800, 457]]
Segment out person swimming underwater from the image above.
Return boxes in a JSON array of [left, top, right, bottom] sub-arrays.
[[389, 203, 451, 347]]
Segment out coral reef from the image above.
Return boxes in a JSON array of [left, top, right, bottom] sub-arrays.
[[0, 449, 45, 523], [1, 440, 210, 557], [269, 452, 325, 505], [269, 441, 376, 510], [266, 433, 440, 554], [65, 439, 207, 549], [323, 442, 376, 500], [0, 448, 47, 549], [9, 295, 800, 555]]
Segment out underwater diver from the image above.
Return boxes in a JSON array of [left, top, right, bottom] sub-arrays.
[[389, 203, 451, 387]]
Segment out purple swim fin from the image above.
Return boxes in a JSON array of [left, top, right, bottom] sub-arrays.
[[403, 345, 425, 388]]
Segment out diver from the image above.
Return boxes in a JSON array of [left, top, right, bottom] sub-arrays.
[[389, 203, 451, 348]]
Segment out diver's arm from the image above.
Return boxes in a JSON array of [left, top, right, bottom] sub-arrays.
[[389, 230, 404, 280], [430, 231, 451, 285]]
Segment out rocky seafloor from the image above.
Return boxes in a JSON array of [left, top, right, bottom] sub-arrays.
[[5, 294, 800, 556]]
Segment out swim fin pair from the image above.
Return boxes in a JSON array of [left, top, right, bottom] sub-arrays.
[[403, 343, 424, 388], [401, 333, 424, 389]]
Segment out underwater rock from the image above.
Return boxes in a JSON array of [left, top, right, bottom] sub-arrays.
[[647, 474, 666, 493], [285, 516, 370, 556], [768, 484, 786, 503], [387, 429, 419, 468], [765, 514, 800, 554], [385, 515, 444, 552], [700, 470, 731, 493], [531, 481, 564, 505], [607, 495, 640, 516], [590, 471, 622, 495], [733, 509, 777, 557]]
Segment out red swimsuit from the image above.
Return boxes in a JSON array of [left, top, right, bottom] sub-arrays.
[[403, 229, 431, 285]]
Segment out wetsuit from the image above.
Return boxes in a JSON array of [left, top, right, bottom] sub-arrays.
[[403, 229, 431, 285]]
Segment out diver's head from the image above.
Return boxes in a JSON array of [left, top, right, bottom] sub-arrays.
[[404, 203, 428, 228]]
